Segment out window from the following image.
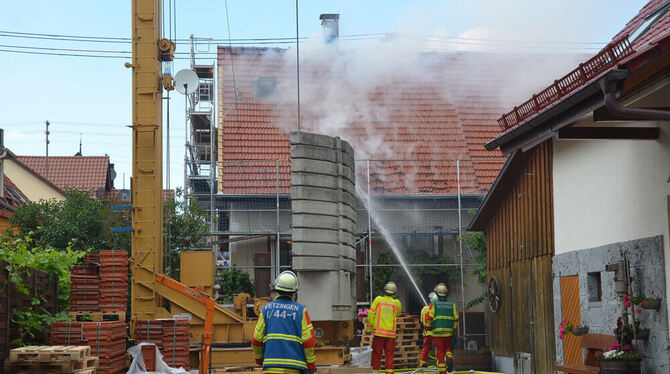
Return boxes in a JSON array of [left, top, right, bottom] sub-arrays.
[[253, 76, 277, 99], [587, 272, 602, 302], [629, 1, 670, 43]]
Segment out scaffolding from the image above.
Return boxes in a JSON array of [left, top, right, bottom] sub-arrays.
[[184, 35, 218, 254]]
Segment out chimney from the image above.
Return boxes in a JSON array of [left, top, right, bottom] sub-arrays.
[[319, 14, 339, 43]]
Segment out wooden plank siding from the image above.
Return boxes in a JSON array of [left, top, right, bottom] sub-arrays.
[[484, 140, 555, 371]]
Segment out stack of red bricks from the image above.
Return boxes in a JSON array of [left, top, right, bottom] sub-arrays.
[[136, 318, 190, 369], [69, 264, 99, 311], [98, 250, 129, 312], [50, 321, 127, 374], [70, 250, 128, 312]]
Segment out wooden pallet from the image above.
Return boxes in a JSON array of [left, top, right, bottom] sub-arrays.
[[68, 311, 126, 321], [360, 315, 422, 369], [9, 346, 91, 361], [6, 345, 99, 374]]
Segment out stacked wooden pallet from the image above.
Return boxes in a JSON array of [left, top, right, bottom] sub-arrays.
[[135, 318, 190, 369], [360, 314, 421, 369], [4, 345, 98, 374], [50, 321, 126, 374]]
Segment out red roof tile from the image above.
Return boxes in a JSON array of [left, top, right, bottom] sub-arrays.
[[217, 47, 580, 195], [16, 156, 111, 194]]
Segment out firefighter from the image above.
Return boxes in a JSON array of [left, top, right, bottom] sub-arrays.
[[419, 292, 439, 368], [425, 283, 458, 374], [366, 281, 402, 374], [252, 271, 317, 374]]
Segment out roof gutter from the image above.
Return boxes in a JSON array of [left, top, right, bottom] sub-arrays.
[[600, 70, 670, 121]]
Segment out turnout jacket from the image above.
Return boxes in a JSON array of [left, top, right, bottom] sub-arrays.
[[252, 296, 317, 371], [366, 295, 402, 338], [420, 305, 432, 336], [425, 298, 459, 337]]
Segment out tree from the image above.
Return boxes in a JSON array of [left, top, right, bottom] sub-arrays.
[[163, 188, 210, 278], [9, 189, 107, 252], [464, 230, 487, 310], [215, 267, 255, 303]]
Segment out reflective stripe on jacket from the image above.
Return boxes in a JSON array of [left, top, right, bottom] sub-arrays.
[[367, 295, 402, 338], [420, 305, 432, 336], [426, 298, 459, 337], [252, 296, 317, 371]]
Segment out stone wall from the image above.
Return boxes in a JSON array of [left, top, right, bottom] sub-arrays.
[[553, 236, 669, 373], [290, 131, 357, 321]]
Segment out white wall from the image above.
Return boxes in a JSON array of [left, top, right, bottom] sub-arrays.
[[552, 81, 670, 334]]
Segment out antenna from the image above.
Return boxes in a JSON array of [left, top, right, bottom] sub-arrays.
[[174, 69, 199, 95], [45, 120, 50, 180]]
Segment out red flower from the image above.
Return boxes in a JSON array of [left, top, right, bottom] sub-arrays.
[[625, 301, 632, 308], [636, 309, 642, 313]]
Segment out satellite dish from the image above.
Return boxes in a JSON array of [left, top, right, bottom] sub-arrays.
[[174, 69, 199, 95]]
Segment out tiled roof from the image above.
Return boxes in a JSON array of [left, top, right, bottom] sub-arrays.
[[0, 176, 28, 217], [217, 47, 570, 195], [496, 0, 670, 132], [16, 156, 111, 193]]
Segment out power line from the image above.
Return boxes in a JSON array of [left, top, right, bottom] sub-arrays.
[[0, 29, 610, 45]]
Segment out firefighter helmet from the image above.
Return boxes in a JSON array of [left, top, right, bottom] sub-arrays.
[[428, 292, 438, 303], [383, 281, 397, 295], [434, 283, 448, 297], [273, 270, 299, 293]]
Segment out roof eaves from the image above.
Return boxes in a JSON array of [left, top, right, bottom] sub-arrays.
[[485, 70, 619, 155]]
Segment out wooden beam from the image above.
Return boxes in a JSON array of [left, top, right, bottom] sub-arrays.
[[557, 126, 659, 140], [594, 105, 670, 122]]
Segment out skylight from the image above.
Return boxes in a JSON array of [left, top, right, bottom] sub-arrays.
[[629, 1, 670, 43]]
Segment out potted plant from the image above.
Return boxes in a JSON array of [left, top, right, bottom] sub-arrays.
[[596, 344, 642, 374], [628, 293, 662, 311], [558, 318, 588, 339], [357, 308, 369, 323]]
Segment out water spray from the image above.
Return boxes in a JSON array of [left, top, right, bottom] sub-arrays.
[[356, 184, 428, 306]]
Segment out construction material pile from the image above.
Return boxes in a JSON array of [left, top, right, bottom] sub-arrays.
[[135, 318, 190, 370], [69, 251, 128, 314], [4, 345, 98, 374], [361, 315, 421, 369], [70, 264, 100, 312], [50, 321, 126, 374], [98, 250, 129, 312]]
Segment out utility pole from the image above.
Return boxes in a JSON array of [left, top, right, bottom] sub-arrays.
[[79, 133, 82, 155], [45, 120, 50, 180]]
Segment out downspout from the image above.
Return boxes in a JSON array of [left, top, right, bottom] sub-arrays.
[[600, 69, 670, 121]]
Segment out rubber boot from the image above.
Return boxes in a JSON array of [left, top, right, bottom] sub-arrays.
[[446, 357, 454, 373]]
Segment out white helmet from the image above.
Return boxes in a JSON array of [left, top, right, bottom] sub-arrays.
[[434, 283, 448, 297], [428, 292, 438, 303], [273, 271, 299, 293], [384, 281, 397, 295]]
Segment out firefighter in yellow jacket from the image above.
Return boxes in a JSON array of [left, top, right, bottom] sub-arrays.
[[419, 292, 439, 367], [425, 283, 458, 374], [366, 281, 402, 374], [252, 271, 317, 374]]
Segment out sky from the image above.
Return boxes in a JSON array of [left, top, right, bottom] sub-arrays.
[[0, 0, 649, 191]]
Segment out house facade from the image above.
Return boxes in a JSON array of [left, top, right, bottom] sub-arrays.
[[474, 0, 670, 372]]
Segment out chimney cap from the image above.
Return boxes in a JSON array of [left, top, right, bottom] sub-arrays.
[[319, 14, 340, 20]]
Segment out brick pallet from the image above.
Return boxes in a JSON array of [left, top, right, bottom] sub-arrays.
[[4, 345, 98, 374], [136, 318, 190, 369], [360, 315, 421, 369], [70, 265, 100, 312], [50, 321, 126, 374], [98, 250, 128, 312], [69, 251, 128, 314]]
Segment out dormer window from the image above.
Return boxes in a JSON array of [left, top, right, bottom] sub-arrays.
[[629, 1, 670, 43], [253, 76, 277, 100]]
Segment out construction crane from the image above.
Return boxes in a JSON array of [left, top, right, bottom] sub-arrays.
[[127, 1, 349, 370]]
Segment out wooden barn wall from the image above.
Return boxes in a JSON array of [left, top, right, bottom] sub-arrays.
[[485, 140, 555, 373]]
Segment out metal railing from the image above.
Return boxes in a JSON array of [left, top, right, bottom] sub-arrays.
[[497, 36, 634, 131]]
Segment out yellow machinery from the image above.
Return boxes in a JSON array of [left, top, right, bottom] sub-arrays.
[[128, 0, 349, 369]]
